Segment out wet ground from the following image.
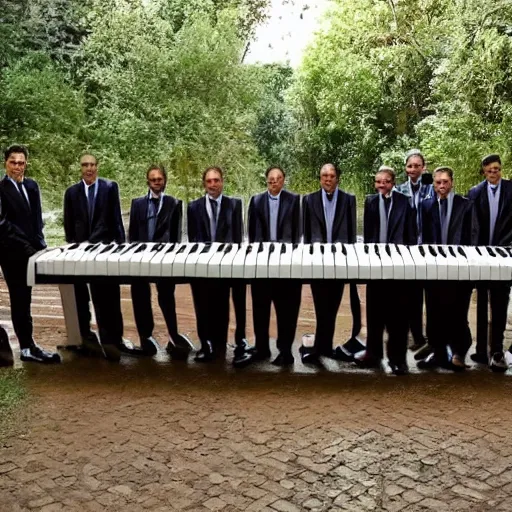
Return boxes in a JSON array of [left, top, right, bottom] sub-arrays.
[[1, 282, 512, 511]]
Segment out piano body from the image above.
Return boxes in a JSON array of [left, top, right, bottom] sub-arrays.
[[27, 242, 512, 347]]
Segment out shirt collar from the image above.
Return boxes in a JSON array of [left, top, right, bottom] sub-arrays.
[[82, 179, 97, 189], [409, 177, 422, 186], [268, 190, 282, 201], [148, 190, 164, 200], [7, 176, 23, 186], [207, 194, 222, 203], [488, 179, 501, 189], [322, 188, 338, 200]]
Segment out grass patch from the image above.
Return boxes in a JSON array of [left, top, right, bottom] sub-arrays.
[[0, 369, 27, 439]]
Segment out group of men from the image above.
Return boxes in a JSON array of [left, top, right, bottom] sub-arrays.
[[0, 144, 510, 376]]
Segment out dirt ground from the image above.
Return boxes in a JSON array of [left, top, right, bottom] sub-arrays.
[[1, 282, 512, 512]]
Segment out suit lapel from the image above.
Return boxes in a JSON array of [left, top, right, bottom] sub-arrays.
[[431, 199, 442, 244], [261, 193, 270, 239], [216, 196, 230, 241], [448, 195, 464, 244], [91, 179, 106, 227], [387, 194, 400, 242], [199, 197, 211, 240], [154, 195, 168, 237], [77, 181, 90, 224], [331, 189, 344, 240], [3, 178, 28, 214], [139, 198, 149, 241], [276, 192, 290, 238], [479, 183, 491, 242]]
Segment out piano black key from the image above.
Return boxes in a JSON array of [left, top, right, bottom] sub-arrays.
[[280, 244, 286, 254], [449, 246, 457, 257], [476, 247, 482, 255], [134, 243, 147, 253], [374, 244, 381, 258], [428, 245, 438, 257], [364, 244, 369, 254], [486, 246, 496, 257], [224, 243, 233, 253], [100, 243, 115, 254], [165, 243, 177, 253], [438, 246, 446, 258], [217, 243, 226, 252], [457, 246, 467, 258], [385, 244, 391, 257], [188, 243, 199, 254], [246, 244, 253, 254], [341, 244, 347, 256], [418, 246, 425, 257], [269, 243, 275, 254], [496, 247, 507, 258], [331, 243, 336, 253], [257, 242, 264, 253]]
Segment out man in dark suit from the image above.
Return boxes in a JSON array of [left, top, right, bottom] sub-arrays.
[[356, 166, 416, 375], [301, 163, 357, 364], [395, 149, 433, 354], [63, 153, 139, 361], [129, 165, 193, 357], [187, 166, 250, 365], [0, 144, 60, 364], [468, 154, 512, 371], [418, 167, 476, 371], [247, 166, 301, 366]]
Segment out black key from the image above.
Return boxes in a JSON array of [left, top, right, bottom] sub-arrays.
[[476, 247, 482, 255], [428, 245, 437, 257], [395, 244, 402, 256], [374, 244, 381, 258], [506, 248, 512, 258], [269, 243, 275, 254], [177, 245, 188, 254], [457, 246, 467, 258], [134, 243, 147, 253], [438, 246, 446, 258], [280, 244, 287, 254], [224, 243, 233, 253], [449, 246, 457, 257], [341, 244, 347, 256], [331, 244, 336, 254], [292, 243, 298, 251], [385, 244, 392, 257], [364, 244, 369, 254], [165, 243, 177, 254], [246, 244, 253, 255], [418, 246, 425, 257], [496, 247, 507, 258], [257, 242, 264, 253], [217, 243, 226, 252], [486, 246, 496, 257], [67, 243, 80, 250], [100, 243, 115, 254], [188, 243, 199, 254], [152, 243, 165, 252], [320, 244, 324, 254], [309, 245, 314, 255]]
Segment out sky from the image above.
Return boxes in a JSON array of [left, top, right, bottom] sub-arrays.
[[244, 0, 331, 67]]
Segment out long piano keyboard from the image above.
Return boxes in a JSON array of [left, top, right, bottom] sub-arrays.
[[27, 242, 512, 285]]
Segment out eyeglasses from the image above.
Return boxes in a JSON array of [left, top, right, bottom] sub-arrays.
[[7, 161, 26, 167], [81, 162, 97, 167], [375, 180, 392, 184]]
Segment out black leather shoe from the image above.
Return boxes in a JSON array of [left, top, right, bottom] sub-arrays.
[[118, 339, 146, 357], [20, 345, 61, 364], [417, 352, 443, 370], [470, 352, 489, 365], [194, 340, 215, 362], [332, 345, 354, 362], [80, 331, 105, 358], [102, 343, 121, 362], [389, 362, 409, 376], [343, 336, 366, 355], [167, 333, 194, 360], [233, 351, 253, 368], [272, 352, 294, 367], [300, 348, 321, 365], [141, 336, 160, 356], [0, 327, 13, 367], [414, 344, 434, 361], [249, 348, 271, 361]]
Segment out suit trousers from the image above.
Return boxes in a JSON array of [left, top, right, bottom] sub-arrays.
[[310, 280, 344, 354], [131, 280, 178, 340], [408, 283, 426, 344], [231, 283, 247, 342], [74, 282, 124, 345], [251, 280, 302, 355], [349, 283, 362, 338], [191, 280, 230, 353], [425, 283, 473, 360], [475, 285, 489, 355], [0, 258, 33, 349], [365, 282, 409, 365]]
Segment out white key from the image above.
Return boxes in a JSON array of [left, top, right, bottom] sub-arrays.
[[438, 245, 460, 280], [161, 243, 188, 277], [93, 243, 121, 276], [290, 243, 304, 279], [494, 246, 512, 281], [184, 243, 206, 277], [475, 246, 492, 280], [311, 243, 324, 279], [301, 244, 313, 280], [354, 244, 371, 280], [220, 243, 239, 278], [206, 243, 228, 278], [461, 246, 482, 281], [344, 244, 359, 279], [333, 243, 348, 280], [256, 242, 272, 279], [42, 245, 76, 276], [172, 243, 198, 277], [110, 243, 142, 276], [322, 243, 336, 279], [54, 243, 88, 275], [129, 242, 155, 277], [408, 245, 428, 280], [29, 248, 62, 285], [75, 243, 104, 275], [139, 243, 165, 277], [449, 246, 468, 281], [268, 243, 282, 279], [421, 245, 438, 280], [386, 245, 403, 280], [244, 243, 259, 279], [375, 244, 394, 279], [232, 244, 250, 279], [277, 243, 292, 279], [484, 246, 505, 281], [367, 244, 382, 280], [149, 243, 177, 278], [430, 245, 448, 281]]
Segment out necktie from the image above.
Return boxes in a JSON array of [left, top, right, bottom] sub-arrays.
[[268, 194, 278, 201], [490, 185, 498, 195], [384, 196, 391, 216], [210, 198, 218, 225], [326, 192, 334, 202], [16, 181, 30, 210], [440, 198, 447, 230], [147, 197, 159, 241], [411, 183, 420, 194], [87, 184, 95, 222]]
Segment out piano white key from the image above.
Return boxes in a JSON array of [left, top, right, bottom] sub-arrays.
[[140, 243, 167, 276], [386, 245, 404, 280], [290, 243, 303, 279], [475, 247, 492, 280], [422, 245, 439, 280], [322, 244, 336, 279], [311, 243, 324, 279], [461, 246, 482, 280], [244, 243, 259, 279], [438, 245, 460, 280], [375, 244, 394, 279], [41, 245, 75, 276], [149, 243, 176, 277], [397, 245, 415, 280], [172, 243, 198, 277], [344, 244, 359, 279], [367, 244, 382, 280], [278, 243, 292, 279], [54, 242, 88, 275], [354, 244, 371, 280], [29, 247, 63, 284], [408, 245, 428, 280], [75, 243, 105, 275], [184, 243, 206, 277], [301, 244, 313, 280], [485, 246, 504, 281], [268, 243, 282, 279], [495, 247, 512, 280], [160, 243, 186, 277], [93, 243, 120, 276], [108, 243, 142, 276], [129, 242, 156, 277], [450, 246, 469, 281], [220, 243, 239, 279], [333, 243, 348, 280], [256, 242, 272, 279], [430, 245, 448, 281], [205, 243, 227, 278], [232, 244, 250, 279]]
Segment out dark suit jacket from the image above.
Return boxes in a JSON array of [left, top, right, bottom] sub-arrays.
[[64, 178, 125, 244], [302, 189, 356, 244], [421, 194, 476, 246], [0, 176, 46, 259], [363, 191, 416, 244], [129, 194, 182, 243], [187, 195, 243, 243], [248, 190, 301, 244], [468, 179, 512, 246]]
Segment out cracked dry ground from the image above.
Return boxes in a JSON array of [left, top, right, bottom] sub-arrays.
[[1, 283, 512, 512]]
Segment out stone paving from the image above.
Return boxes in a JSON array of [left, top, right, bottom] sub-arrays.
[[1, 283, 512, 511]]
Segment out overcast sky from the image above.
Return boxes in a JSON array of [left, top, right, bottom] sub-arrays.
[[244, 0, 331, 67]]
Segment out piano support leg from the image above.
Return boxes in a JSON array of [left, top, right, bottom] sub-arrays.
[[58, 284, 82, 347]]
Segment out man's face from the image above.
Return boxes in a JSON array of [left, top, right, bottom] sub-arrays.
[[483, 161, 502, 186], [203, 170, 223, 199], [374, 172, 394, 196], [405, 155, 425, 183], [434, 171, 453, 199], [266, 168, 285, 196], [319, 165, 338, 193], [80, 155, 98, 185], [147, 169, 165, 195], [5, 152, 27, 183]]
